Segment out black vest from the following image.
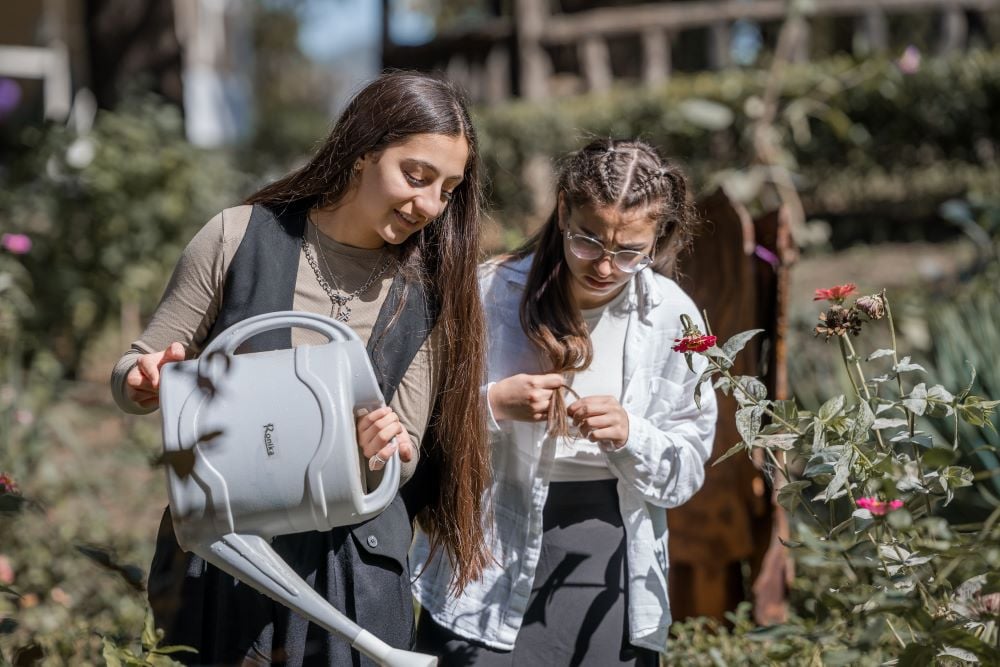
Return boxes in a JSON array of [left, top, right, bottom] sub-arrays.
[[149, 204, 438, 664]]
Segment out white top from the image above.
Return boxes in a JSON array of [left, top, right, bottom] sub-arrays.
[[411, 254, 718, 653], [550, 286, 630, 482]]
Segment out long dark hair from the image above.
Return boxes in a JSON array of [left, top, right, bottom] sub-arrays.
[[246, 71, 490, 590], [515, 138, 698, 435]]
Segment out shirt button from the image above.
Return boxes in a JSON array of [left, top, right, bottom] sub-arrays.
[[366, 535, 378, 548]]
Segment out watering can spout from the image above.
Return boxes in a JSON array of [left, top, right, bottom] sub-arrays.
[[200, 533, 438, 667]]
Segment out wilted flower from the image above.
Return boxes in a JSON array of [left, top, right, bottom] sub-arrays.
[[814, 305, 863, 340], [855, 293, 886, 320], [813, 283, 857, 303], [672, 334, 717, 353], [856, 497, 904, 516], [0, 472, 19, 495], [0, 233, 31, 255]]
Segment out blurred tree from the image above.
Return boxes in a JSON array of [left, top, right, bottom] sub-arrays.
[[82, 0, 183, 110]]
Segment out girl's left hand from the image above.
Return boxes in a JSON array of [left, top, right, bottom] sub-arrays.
[[566, 396, 630, 450], [355, 406, 415, 471]]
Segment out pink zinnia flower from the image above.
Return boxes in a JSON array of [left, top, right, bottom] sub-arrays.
[[813, 283, 857, 303], [672, 334, 717, 353], [0, 473, 19, 495], [856, 497, 904, 516], [0, 233, 31, 255]]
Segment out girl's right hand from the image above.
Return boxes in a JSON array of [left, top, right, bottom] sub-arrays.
[[125, 342, 186, 409], [488, 373, 565, 422]]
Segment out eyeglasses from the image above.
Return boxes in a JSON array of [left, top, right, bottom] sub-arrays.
[[563, 229, 654, 274]]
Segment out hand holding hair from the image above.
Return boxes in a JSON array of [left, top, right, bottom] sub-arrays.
[[566, 395, 630, 450], [125, 342, 186, 408], [488, 373, 565, 422]]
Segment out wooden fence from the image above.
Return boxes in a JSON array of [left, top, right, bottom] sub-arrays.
[[382, 0, 1000, 102]]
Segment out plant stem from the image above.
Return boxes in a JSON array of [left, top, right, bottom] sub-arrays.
[[885, 618, 906, 648], [837, 335, 865, 401], [840, 334, 887, 452], [712, 360, 804, 436], [883, 293, 913, 434]]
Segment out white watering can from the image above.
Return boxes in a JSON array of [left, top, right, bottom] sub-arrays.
[[159, 311, 437, 667]]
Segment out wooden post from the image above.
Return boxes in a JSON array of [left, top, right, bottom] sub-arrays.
[[708, 20, 730, 70], [938, 4, 968, 55], [580, 34, 612, 93], [642, 28, 670, 87], [514, 0, 550, 99], [790, 17, 810, 63], [446, 54, 473, 99], [858, 8, 888, 55], [484, 45, 511, 103]]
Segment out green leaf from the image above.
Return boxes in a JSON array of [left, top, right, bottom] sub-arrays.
[[735, 405, 763, 446], [872, 417, 908, 430], [818, 395, 845, 423], [902, 382, 928, 416], [922, 447, 958, 468], [102, 638, 125, 667], [848, 400, 875, 443], [777, 480, 811, 512], [0, 584, 19, 598], [720, 329, 764, 362], [770, 399, 799, 423], [756, 433, 798, 451], [821, 649, 862, 666], [958, 363, 977, 400], [142, 610, 159, 650], [894, 356, 926, 374], [712, 441, 747, 466], [898, 643, 936, 667], [815, 447, 853, 502], [733, 376, 768, 407]]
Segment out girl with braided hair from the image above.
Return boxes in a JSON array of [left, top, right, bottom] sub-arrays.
[[411, 138, 718, 665]]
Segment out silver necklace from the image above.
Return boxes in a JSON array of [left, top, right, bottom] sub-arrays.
[[302, 218, 394, 323]]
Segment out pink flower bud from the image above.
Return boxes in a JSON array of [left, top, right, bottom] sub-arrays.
[[1, 233, 31, 255]]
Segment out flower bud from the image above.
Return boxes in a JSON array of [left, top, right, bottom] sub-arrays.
[[856, 294, 886, 320]]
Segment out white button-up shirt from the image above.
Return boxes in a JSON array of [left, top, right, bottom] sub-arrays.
[[411, 254, 718, 653]]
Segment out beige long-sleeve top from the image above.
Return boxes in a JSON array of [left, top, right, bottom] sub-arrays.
[[110, 205, 440, 484]]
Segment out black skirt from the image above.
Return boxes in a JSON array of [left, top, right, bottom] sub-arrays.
[[416, 479, 659, 667]]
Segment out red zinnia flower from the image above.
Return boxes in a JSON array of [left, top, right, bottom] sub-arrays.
[[672, 334, 717, 353], [813, 283, 857, 303]]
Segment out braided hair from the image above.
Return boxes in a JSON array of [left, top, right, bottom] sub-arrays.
[[513, 138, 698, 435]]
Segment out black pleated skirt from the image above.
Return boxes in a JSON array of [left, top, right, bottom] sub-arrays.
[[416, 479, 659, 667], [148, 496, 414, 666]]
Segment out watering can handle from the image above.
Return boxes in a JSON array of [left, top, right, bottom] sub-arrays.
[[196, 311, 401, 513], [200, 311, 358, 359]]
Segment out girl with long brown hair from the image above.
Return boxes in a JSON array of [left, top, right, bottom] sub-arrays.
[[110, 71, 490, 665], [412, 138, 718, 665]]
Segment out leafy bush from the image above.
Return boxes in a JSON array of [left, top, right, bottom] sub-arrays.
[[672, 284, 1000, 664], [0, 97, 247, 377], [473, 49, 1000, 235]]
